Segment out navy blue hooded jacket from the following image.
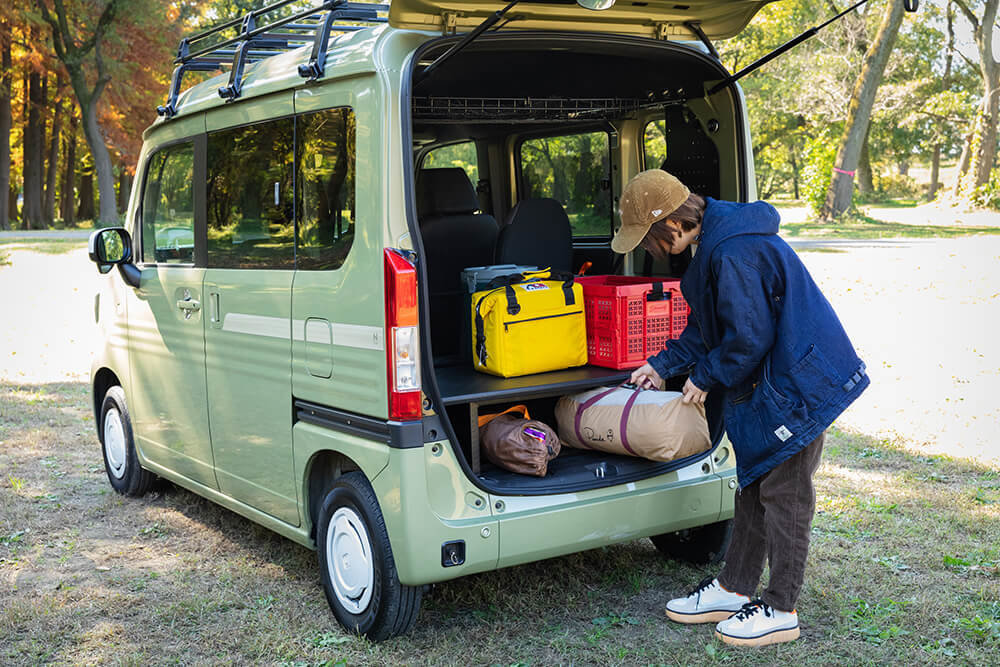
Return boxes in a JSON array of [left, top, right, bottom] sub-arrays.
[[647, 197, 868, 487]]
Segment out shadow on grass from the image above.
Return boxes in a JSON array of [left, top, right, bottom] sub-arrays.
[[2, 382, 998, 664]]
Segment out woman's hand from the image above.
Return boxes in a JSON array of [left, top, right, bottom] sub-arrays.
[[682, 378, 707, 404], [630, 363, 663, 390]]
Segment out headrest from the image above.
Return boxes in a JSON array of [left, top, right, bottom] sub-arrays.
[[504, 198, 571, 228], [416, 168, 480, 218]]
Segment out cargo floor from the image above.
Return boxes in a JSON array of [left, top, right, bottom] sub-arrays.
[[475, 447, 680, 495]]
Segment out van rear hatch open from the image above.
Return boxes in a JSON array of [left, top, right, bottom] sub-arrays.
[[389, 0, 776, 40]]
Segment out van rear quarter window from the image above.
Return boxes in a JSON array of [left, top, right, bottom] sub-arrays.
[[519, 131, 612, 238], [423, 141, 478, 185], [207, 118, 295, 269], [141, 142, 195, 264], [643, 120, 667, 170], [297, 107, 356, 271]]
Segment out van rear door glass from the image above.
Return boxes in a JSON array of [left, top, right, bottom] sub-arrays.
[[643, 120, 667, 170], [423, 141, 478, 184], [207, 119, 295, 269], [519, 131, 612, 238], [297, 108, 356, 271], [141, 142, 195, 264]]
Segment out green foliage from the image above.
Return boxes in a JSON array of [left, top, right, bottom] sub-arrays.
[[849, 598, 911, 644], [801, 130, 839, 214], [872, 173, 922, 200], [969, 167, 1000, 211], [423, 141, 479, 184], [521, 131, 612, 237]]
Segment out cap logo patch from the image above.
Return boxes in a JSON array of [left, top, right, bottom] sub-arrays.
[[652, 209, 663, 217]]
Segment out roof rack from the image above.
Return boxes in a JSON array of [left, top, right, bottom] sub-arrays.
[[411, 96, 685, 124], [157, 0, 388, 118]]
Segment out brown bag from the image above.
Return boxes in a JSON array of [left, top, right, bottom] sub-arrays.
[[555, 385, 709, 462], [479, 405, 561, 477]]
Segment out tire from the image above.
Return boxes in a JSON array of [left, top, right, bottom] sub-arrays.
[[99, 386, 155, 497], [316, 472, 421, 641], [650, 519, 734, 565]]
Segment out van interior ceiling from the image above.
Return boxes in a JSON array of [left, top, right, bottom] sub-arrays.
[[407, 37, 731, 494]]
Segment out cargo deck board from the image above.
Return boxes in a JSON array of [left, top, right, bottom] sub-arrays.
[[435, 364, 631, 406]]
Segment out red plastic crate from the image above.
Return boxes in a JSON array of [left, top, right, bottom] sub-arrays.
[[575, 275, 689, 370]]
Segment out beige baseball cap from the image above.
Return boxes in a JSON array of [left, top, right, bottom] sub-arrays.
[[612, 169, 690, 253]]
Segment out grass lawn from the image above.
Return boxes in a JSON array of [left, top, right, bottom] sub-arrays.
[[2, 382, 997, 665], [0, 237, 87, 257]]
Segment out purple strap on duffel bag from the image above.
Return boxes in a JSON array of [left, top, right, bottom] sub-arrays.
[[573, 384, 641, 455]]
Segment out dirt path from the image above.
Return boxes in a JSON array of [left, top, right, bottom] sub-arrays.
[[775, 202, 1000, 229], [797, 236, 1000, 465]]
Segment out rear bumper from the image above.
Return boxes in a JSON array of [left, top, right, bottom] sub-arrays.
[[373, 440, 736, 586]]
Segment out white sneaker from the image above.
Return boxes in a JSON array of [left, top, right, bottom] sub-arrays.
[[665, 577, 751, 624], [715, 599, 800, 647]]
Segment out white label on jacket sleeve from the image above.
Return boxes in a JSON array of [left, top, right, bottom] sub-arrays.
[[775, 425, 793, 442]]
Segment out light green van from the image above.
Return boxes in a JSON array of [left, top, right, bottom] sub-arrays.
[[86, 0, 773, 640]]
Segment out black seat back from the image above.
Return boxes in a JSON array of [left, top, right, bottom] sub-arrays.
[[417, 168, 498, 359], [494, 198, 573, 273]]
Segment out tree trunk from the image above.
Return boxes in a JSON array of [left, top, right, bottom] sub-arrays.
[[23, 60, 44, 229], [61, 113, 78, 225], [44, 76, 63, 224], [857, 131, 874, 195], [117, 160, 131, 213], [928, 144, 942, 200], [954, 132, 973, 196], [0, 20, 11, 231], [78, 98, 118, 224], [954, 0, 1000, 194], [790, 149, 800, 200], [821, 0, 905, 220], [77, 168, 94, 222]]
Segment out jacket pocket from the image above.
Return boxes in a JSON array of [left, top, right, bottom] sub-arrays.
[[752, 378, 813, 448], [787, 344, 842, 411]]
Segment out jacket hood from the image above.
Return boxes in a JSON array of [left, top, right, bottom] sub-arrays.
[[696, 198, 781, 258]]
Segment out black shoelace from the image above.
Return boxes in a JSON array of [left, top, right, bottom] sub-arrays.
[[734, 599, 773, 621], [687, 576, 716, 602]]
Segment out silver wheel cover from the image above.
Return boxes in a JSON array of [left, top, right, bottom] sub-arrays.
[[326, 506, 375, 614], [103, 408, 127, 480]]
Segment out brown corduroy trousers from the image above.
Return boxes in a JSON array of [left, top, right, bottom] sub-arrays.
[[716, 432, 825, 612]]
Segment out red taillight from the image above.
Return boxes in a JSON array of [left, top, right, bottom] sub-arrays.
[[384, 248, 421, 421]]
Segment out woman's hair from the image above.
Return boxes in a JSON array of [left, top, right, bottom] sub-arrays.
[[639, 193, 706, 259]]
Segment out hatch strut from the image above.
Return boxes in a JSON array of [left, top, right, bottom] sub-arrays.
[[416, 0, 522, 85], [706, 0, 919, 97]]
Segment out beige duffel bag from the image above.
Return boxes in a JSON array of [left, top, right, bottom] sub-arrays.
[[555, 385, 710, 462]]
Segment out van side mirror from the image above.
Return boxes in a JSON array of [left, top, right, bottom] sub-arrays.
[[577, 0, 616, 9], [903, 0, 918, 11], [89, 227, 133, 274]]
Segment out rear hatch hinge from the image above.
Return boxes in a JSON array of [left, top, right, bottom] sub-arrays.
[[441, 11, 459, 35]]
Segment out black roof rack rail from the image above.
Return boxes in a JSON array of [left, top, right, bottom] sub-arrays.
[[157, 0, 388, 119]]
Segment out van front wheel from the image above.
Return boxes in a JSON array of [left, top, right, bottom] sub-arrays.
[[316, 472, 421, 641], [650, 519, 734, 565], [100, 386, 154, 497]]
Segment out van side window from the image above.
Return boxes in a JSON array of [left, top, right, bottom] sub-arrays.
[[141, 142, 195, 264], [519, 131, 612, 238], [423, 141, 478, 184], [207, 118, 295, 269], [297, 108, 356, 271], [643, 120, 667, 169]]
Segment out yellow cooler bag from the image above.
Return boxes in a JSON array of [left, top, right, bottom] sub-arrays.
[[472, 270, 587, 377]]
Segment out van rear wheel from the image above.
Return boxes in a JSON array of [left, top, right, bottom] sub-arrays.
[[650, 519, 733, 565], [316, 472, 421, 641], [100, 386, 154, 497]]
